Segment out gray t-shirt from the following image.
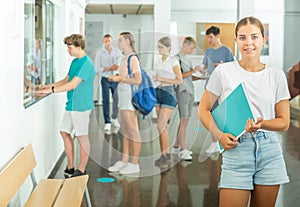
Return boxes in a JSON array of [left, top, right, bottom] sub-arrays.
[[202, 45, 234, 75], [176, 53, 194, 95]]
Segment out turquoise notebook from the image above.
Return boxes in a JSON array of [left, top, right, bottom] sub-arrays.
[[211, 82, 255, 152]]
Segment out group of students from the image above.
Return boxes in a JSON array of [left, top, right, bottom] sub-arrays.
[[37, 16, 294, 206], [107, 34, 210, 172], [98, 26, 234, 172]]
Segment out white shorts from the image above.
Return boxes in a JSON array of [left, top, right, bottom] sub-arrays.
[[118, 83, 135, 111], [60, 110, 91, 136]]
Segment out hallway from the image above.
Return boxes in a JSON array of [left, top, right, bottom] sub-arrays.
[[52, 104, 300, 207]]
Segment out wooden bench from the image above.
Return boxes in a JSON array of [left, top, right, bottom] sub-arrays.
[[0, 144, 92, 207]]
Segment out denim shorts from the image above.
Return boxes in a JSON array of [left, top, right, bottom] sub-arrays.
[[219, 131, 289, 190], [155, 86, 177, 109]]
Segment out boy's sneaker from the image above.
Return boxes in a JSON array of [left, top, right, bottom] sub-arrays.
[[108, 161, 128, 172], [104, 123, 111, 133], [71, 169, 86, 178], [111, 118, 120, 128], [179, 149, 192, 161], [119, 163, 140, 175], [64, 167, 75, 178]]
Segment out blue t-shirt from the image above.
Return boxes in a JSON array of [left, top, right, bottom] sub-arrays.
[[202, 46, 234, 75], [66, 55, 95, 112]]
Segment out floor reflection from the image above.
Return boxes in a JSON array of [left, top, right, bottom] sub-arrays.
[[52, 106, 300, 207]]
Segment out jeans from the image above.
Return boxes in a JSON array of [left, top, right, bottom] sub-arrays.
[[220, 131, 289, 189], [101, 77, 118, 123]]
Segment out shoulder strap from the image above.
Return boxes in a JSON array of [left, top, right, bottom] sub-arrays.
[[126, 54, 140, 95], [176, 53, 194, 71], [175, 54, 183, 72], [127, 54, 141, 77], [127, 54, 134, 77]]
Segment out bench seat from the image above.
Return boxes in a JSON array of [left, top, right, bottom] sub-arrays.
[[0, 144, 91, 207]]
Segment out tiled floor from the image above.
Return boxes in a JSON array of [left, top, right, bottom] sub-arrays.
[[52, 105, 300, 207]]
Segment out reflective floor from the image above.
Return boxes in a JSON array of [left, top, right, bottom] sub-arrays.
[[52, 104, 300, 207]]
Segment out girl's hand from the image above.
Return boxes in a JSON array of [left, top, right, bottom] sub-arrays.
[[219, 133, 238, 150], [245, 117, 263, 133]]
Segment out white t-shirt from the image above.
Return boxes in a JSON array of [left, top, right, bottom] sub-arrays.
[[154, 56, 179, 80], [207, 61, 290, 120]]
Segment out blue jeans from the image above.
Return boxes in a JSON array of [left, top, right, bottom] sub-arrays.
[[101, 77, 119, 123]]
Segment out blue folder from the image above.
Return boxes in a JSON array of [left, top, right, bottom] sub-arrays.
[[211, 82, 255, 152]]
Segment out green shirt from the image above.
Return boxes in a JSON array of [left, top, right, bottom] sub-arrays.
[[66, 55, 95, 111]]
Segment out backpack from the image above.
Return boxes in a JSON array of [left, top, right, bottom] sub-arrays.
[[127, 54, 157, 115]]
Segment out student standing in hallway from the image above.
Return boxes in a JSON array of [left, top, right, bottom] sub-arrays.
[[108, 32, 142, 175], [198, 16, 290, 206], [153, 36, 183, 168], [37, 34, 95, 177], [202, 26, 234, 88], [94, 34, 122, 133], [171, 36, 201, 161]]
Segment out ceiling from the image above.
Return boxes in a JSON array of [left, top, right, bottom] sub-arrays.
[[85, 4, 154, 15]]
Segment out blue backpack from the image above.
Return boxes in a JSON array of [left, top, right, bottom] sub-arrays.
[[127, 54, 156, 115]]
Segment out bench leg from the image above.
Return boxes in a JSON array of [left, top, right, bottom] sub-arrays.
[[85, 187, 92, 207], [30, 171, 37, 189]]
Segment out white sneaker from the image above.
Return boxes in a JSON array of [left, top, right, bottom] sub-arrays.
[[170, 146, 180, 154], [170, 147, 192, 155], [179, 149, 192, 161], [119, 163, 140, 175], [104, 123, 111, 132], [108, 161, 127, 172], [111, 118, 120, 128]]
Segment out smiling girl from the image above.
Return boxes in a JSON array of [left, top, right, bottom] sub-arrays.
[[198, 16, 290, 207]]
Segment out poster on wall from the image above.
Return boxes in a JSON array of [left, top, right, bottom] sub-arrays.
[[261, 23, 269, 56]]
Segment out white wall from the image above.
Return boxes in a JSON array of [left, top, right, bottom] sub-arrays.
[[0, 0, 85, 206], [171, 0, 237, 43], [254, 0, 284, 69], [283, 0, 300, 69], [171, 0, 286, 69], [85, 0, 171, 69]]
